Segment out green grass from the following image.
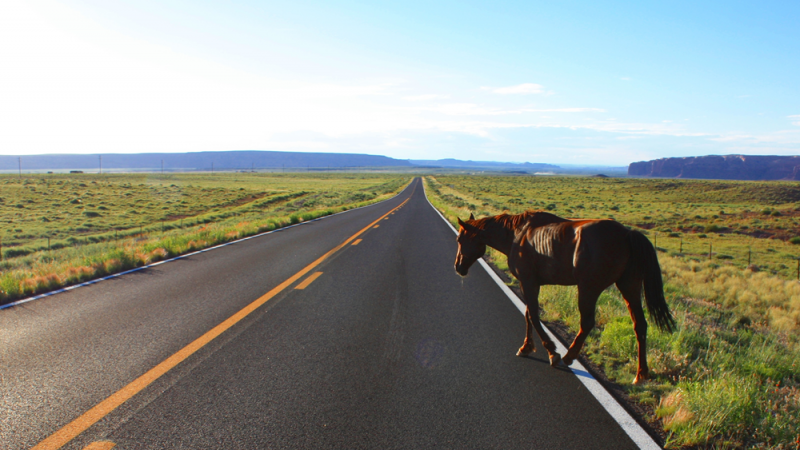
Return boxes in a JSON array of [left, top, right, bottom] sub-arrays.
[[0, 173, 411, 304], [424, 175, 800, 449]]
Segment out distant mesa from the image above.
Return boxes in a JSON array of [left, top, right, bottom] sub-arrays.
[[0, 151, 410, 172], [1, 151, 560, 173], [628, 155, 800, 181]]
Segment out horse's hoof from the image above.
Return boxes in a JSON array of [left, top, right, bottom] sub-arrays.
[[632, 373, 649, 385], [561, 355, 574, 366], [516, 346, 533, 357], [549, 353, 561, 367]]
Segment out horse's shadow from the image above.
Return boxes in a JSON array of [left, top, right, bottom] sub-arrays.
[[518, 354, 573, 374]]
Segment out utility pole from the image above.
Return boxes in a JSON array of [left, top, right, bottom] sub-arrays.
[[709, 243, 713, 260], [748, 247, 751, 266], [679, 236, 683, 253], [99, 155, 102, 174], [161, 160, 164, 175], [212, 162, 214, 174], [18, 157, 21, 180]]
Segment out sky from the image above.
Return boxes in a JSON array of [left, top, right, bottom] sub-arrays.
[[1, 1, 799, 165]]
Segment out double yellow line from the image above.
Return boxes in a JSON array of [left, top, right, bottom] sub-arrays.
[[33, 197, 410, 450]]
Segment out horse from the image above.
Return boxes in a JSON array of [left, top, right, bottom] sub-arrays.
[[454, 211, 675, 384]]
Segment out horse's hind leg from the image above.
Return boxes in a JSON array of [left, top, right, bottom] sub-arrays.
[[518, 280, 561, 366], [616, 274, 649, 385], [561, 286, 601, 366]]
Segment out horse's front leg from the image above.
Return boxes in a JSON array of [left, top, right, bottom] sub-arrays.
[[516, 307, 536, 356], [518, 280, 561, 367]]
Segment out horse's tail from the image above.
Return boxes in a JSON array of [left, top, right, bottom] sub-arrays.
[[627, 230, 676, 333]]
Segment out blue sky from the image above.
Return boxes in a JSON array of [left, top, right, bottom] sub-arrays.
[[1, 1, 798, 165]]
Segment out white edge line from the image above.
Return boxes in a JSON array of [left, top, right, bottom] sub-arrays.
[[0, 180, 415, 311], [421, 179, 661, 450]]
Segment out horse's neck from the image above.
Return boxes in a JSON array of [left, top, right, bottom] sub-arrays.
[[482, 217, 516, 256]]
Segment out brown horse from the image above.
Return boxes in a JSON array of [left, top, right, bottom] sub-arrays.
[[454, 211, 674, 384]]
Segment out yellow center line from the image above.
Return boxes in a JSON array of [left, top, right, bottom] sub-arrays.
[[32, 196, 410, 450], [295, 272, 323, 290], [373, 225, 380, 228], [81, 442, 115, 450], [351, 239, 362, 246]]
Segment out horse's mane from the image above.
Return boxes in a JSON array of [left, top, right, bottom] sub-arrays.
[[471, 210, 565, 231]]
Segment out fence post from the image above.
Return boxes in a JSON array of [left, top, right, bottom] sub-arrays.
[[709, 243, 712, 260], [679, 236, 683, 253], [748, 248, 751, 266], [0, 237, 3, 262], [654, 232, 657, 249]]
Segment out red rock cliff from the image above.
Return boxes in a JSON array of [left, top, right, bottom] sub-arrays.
[[628, 155, 800, 180]]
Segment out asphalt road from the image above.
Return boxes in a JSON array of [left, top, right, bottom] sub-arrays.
[[1, 178, 640, 449]]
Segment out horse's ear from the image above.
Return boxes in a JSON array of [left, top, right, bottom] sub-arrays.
[[458, 217, 477, 233], [469, 213, 475, 220]]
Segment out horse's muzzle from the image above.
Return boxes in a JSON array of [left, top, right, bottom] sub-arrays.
[[455, 263, 469, 277]]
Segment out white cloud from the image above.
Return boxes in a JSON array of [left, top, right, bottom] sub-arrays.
[[522, 108, 605, 113], [789, 115, 800, 126], [485, 83, 545, 94], [403, 94, 449, 101]]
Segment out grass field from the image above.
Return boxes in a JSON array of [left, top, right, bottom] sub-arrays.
[[425, 175, 800, 449], [0, 173, 411, 305]]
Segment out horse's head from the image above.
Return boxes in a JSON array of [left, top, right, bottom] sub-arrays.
[[455, 213, 487, 277]]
